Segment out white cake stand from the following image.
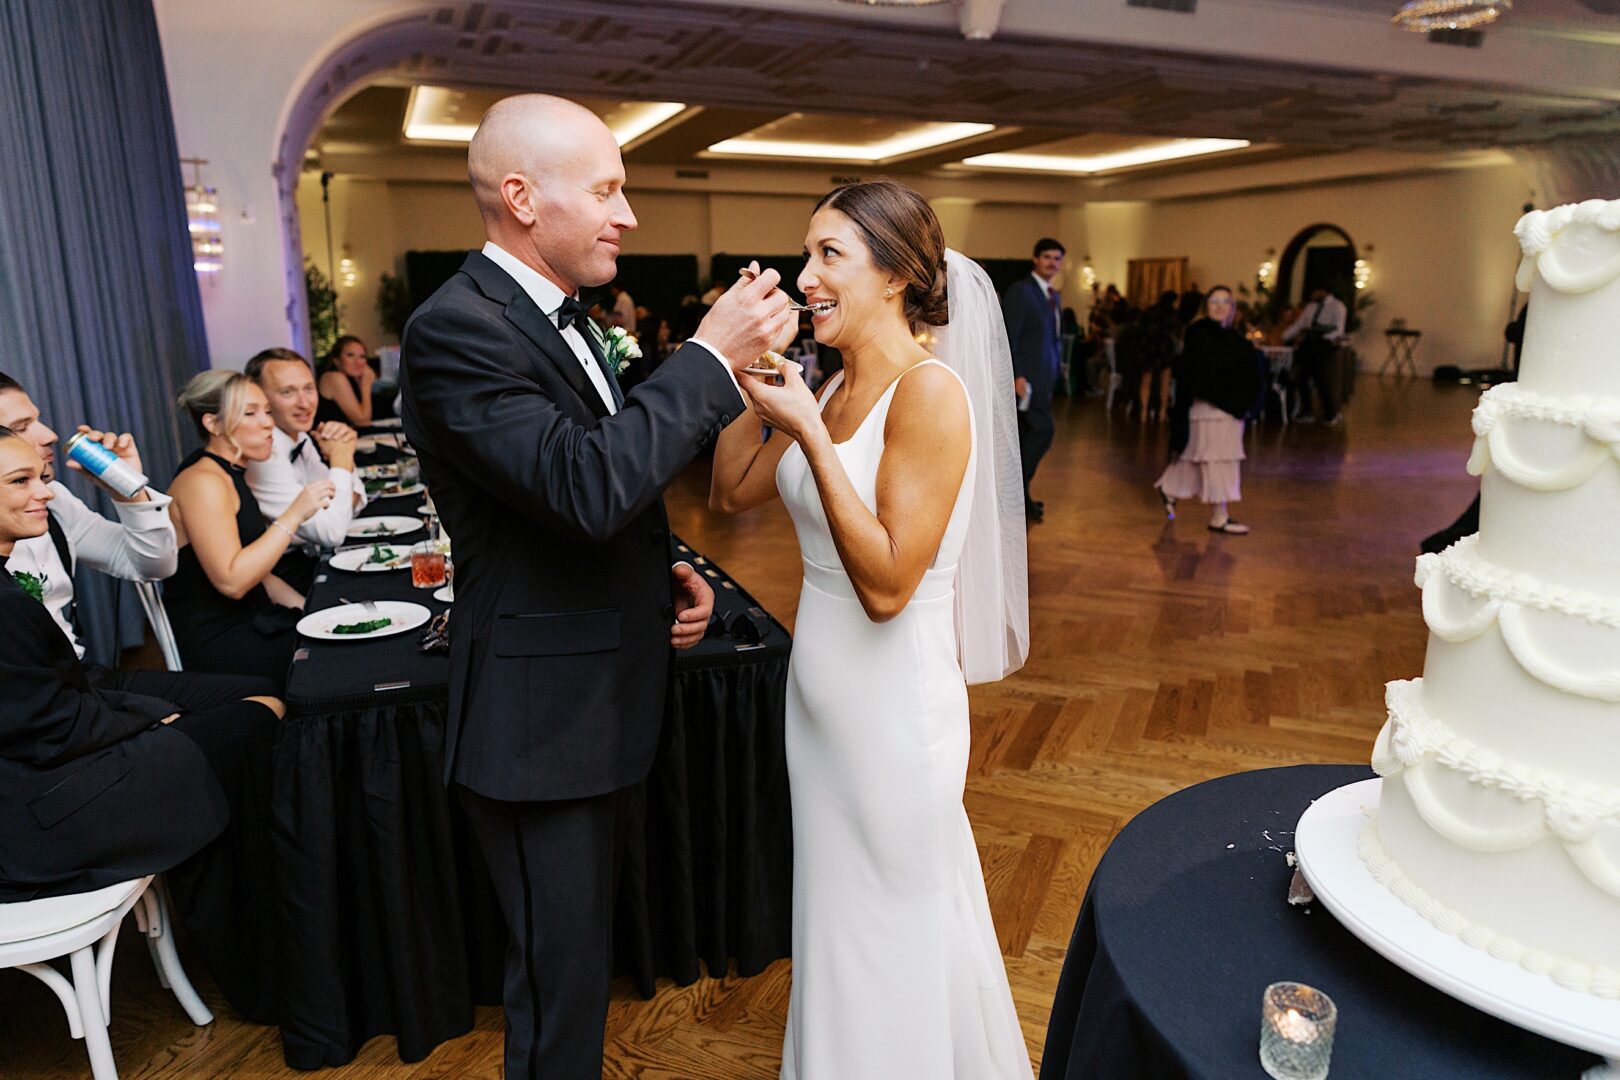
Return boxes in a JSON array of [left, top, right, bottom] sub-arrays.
[[1294, 779, 1620, 1079]]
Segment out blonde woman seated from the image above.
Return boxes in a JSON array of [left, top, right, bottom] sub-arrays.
[[1155, 286, 1262, 534], [166, 371, 335, 687]]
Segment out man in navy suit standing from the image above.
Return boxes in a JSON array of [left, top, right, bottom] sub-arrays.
[[1002, 238, 1065, 522]]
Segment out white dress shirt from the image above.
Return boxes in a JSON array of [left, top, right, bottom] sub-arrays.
[[481, 242, 739, 409], [244, 426, 369, 549], [5, 481, 177, 658], [1283, 294, 1348, 344]]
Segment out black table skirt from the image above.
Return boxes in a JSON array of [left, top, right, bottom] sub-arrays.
[[1039, 765, 1602, 1079], [271, 494, 792, 1068]]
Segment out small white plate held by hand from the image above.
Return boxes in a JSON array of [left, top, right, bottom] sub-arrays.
[[296, 600, 431, 641]]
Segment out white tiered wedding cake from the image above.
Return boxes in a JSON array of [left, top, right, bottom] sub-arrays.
[[1365, 198, 1620, 1001]]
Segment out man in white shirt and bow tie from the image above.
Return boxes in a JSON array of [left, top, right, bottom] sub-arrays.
[[0, 369, 177, 658], [243, 347, 369, 549], [1283, 287, 1348, 425]]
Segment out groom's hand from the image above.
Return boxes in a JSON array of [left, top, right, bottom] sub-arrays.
[[670, 562, 713, 649], [695, 262, 796, 373]]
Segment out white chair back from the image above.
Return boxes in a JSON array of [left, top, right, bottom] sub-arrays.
[[133, 581, 182, 672]]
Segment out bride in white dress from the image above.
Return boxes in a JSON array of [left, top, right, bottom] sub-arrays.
[[710, 180, 1031, 1079]]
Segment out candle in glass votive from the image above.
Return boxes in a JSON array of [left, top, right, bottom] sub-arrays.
[[1259, 981, 1336, 1080]]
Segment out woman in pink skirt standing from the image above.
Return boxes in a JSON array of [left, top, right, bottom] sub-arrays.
[[1155, 286, 1261, 534]]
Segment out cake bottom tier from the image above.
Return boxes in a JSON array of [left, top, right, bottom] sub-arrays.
[[1369, 774, 1620, 999]]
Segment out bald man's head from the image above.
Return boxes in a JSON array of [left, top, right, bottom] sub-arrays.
[[467, 94, 637, 294]]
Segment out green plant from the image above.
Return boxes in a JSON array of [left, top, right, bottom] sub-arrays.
[[376, 271, 413, 340], [305, 259, 342, 359]]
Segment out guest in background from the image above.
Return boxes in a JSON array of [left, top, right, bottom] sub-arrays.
[[244, 347, 368, 551], [0, 425, 283, 1018], [166, 371, 336, 687], [1282, 286, 1347, 425], [1155, 286, 1261, 535], [1136, 291, 1182, 419], [608, 281, 636, 329], [1504, 300, 1529, 375], [1101, 283, 1127, 323], [0, 370, 177, 659], [1003, 236, 1066, 522], [316, 334, 376, 428], [1177, 282, 1206, 327], [673, 294, 709, 342], [1111, 306, 1144, 411]]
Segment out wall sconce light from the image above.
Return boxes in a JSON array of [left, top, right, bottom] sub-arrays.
[[182, 157, 222, 277], [339, 250, 358, 289], [1258, 249, 1277, 289], [1080, 256, 1098, 291], [1353, 258, 1371, 291]]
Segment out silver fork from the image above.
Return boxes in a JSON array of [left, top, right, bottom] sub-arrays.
[[734, 267, 834, 313], [340, 595, 381, 615]]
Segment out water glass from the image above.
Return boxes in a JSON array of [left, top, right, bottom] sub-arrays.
[[1259, 982, 1336, 1080]]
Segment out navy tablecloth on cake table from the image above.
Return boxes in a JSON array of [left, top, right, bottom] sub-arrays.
[[269, 486, 793, 1069], [1039, 765, 1602, 1080]]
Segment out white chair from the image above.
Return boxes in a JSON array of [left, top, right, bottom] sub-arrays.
[[133, 581, 182, 672], [0, 875, 212, 1079]]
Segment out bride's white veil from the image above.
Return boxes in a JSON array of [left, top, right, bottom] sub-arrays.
[[930, 249, 1030, 684]]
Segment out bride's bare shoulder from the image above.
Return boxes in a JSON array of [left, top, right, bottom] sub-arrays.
[[886, 362, 969, 441]]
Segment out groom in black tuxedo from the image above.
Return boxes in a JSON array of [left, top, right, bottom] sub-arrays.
[[400, 95, 793, 1079]]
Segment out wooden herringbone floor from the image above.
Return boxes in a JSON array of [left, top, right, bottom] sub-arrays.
[[0, 376, 1483, 1078]]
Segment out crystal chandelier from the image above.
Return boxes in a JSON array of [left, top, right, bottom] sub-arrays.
[[181, 158, 222, 277], [1392, 0, 1511, 32]]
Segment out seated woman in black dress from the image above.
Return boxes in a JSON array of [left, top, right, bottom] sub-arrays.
[[315, 334, 375, 427], [0, 427, 283, 1016], [166, 370, 335, 687]]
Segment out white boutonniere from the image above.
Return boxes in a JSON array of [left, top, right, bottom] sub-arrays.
[[591, 324, 642, 379]]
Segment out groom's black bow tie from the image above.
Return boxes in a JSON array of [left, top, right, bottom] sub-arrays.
[[555, 296, 588, 332], [289, 438, 307, 463]]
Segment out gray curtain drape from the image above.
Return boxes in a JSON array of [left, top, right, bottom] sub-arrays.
[[0, 0, 210, 665]]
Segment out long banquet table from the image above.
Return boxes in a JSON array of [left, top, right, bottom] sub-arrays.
[[269, 477, 794, 1068]]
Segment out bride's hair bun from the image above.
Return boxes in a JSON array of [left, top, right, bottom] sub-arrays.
[[814, 179, 949, 331]]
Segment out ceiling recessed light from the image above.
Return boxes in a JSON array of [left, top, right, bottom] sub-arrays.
[[402, 87, 689, 147], [705, 120, 996, 164], [960, 138, 1251, 175]]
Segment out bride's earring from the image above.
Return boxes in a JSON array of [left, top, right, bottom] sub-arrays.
[[884, 286, 894, 299]]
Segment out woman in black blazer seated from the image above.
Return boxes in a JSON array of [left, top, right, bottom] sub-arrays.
[[166, 370, 334, 687], [0, 427, 283, 1018]]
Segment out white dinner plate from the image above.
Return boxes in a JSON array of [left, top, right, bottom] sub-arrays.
[[330, 545, 411, 573], [354, 436, 378, 454], [369, 482, 425, 499], [432, 585, 454, 603], [344, 515, 423, 540], [369, 417, 404, 429], [358, 464, 398, 480], [297, 600, 431, 642]]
